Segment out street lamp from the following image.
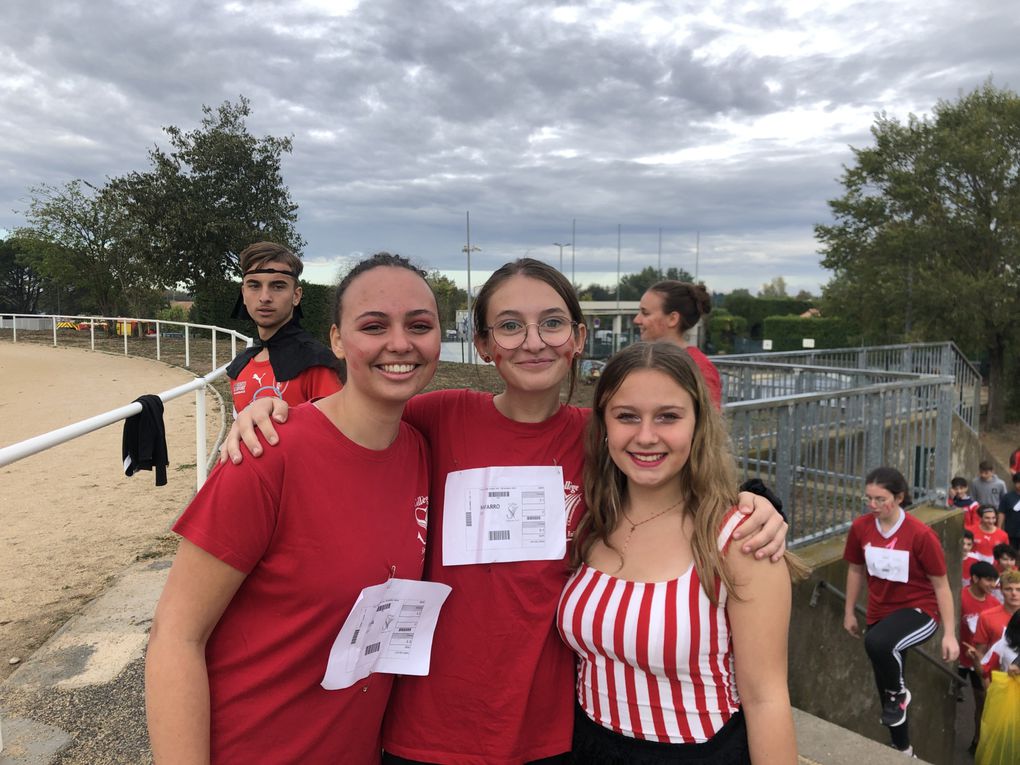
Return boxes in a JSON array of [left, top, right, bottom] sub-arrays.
[[463, 245, 480, 363], [553, 242, 568, 272]]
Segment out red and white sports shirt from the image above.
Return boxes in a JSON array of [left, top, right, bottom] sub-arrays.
[[557, 511, 746, 745]]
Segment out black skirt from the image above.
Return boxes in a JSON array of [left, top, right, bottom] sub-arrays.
[[570, 704, 750, 765]]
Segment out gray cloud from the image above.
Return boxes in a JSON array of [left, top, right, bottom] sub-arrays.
[[2, 0, 1018, 294]]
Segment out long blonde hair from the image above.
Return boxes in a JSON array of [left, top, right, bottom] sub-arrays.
[[573, 342, 739, 602]]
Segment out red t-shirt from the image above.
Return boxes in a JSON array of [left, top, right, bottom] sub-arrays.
[[959, 587, 1000, 668], [173, 404, 429, 764], [962, 552, 981, 587], [972, 526, 1009, 562], [973, 605, 1015, 651], [686, 346, 722, 409], [383, 389, 588, 765], [230, 356, 341, 416], [843, 509, 947, 624]]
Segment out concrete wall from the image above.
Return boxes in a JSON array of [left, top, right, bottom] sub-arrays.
[[789, 505, 963, 764], [950, 416, 982, 483]]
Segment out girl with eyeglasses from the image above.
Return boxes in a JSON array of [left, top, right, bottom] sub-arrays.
[[223, 258, 787, 764], [842, 466, 959, 756]]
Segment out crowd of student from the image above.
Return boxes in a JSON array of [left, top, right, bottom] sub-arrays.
[[952, 462, 1020, 759], [141, 242, 1019, 763]]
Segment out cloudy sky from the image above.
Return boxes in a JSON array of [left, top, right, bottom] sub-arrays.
[[2, 0, 1017, 295]]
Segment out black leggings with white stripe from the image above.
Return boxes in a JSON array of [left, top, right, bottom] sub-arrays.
[[865, 607, 937, 750], [864, 607, 938, 697]]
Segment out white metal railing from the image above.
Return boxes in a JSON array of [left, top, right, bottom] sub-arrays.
[[0, 313, 253, 490]]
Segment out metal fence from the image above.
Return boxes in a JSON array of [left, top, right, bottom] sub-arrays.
[[0, 313, 253, 488], [716, 355, 957, 547], [719, 341, 980, 433]]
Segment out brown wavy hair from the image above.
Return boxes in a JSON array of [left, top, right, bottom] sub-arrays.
[[572, 341, 739, 602]]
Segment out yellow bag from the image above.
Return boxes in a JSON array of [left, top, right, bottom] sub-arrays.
[[976, 671, 1020, 765]]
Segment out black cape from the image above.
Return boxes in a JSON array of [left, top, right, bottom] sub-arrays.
[[226, 318, 345, 383]]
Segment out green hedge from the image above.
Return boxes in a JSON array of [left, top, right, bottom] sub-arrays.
[[723, 295, 813, 339], [762, 316, 853, 351], [705, 309, 748, 354], [189, 280, 335, 346]]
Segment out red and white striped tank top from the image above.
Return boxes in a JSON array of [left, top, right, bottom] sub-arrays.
[[556, 510, 745, 744]]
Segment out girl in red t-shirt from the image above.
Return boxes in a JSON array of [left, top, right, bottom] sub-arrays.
[[632, 280, 723, 409], [843, 466, 959, 755]]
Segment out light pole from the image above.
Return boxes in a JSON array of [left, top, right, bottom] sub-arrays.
[[463, 211, 480, 363], [571, 218, 576, 288], [553, 242, 568, 272]]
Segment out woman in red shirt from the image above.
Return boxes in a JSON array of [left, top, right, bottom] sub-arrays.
[[843, 466, 959, 755], [632, 280, 722, 409]]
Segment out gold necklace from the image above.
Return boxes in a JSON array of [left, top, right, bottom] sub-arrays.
[[617, 499, 684, 565]]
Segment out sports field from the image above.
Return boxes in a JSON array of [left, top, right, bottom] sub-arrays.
[[0, 343, 223, 681]]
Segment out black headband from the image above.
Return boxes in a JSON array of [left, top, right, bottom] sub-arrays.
[[242, 267, 300, 279]]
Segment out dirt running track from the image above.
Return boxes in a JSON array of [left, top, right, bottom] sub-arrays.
[[0, 343, 223, 681]]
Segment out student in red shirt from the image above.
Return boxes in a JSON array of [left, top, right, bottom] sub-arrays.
[[958, 561, 1001, 752], [972, 570, 1020, 656], [632, 280, 722, 409], [843, 467, 959, 756], [145, 254, 441, 764], [973, 506, 1010, 563], [224, 259, 789, 764], [948, 476, 982, 529], [225, 242, 342, 416]]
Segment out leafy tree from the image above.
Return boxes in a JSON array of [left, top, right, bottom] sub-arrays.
[[578, 282, 614, 301], [794, 289, 814, 301], [0, 235, 45, 312], [21, 181, 170, 317], [114, 97, 303, 289], [817, 82, 1020, 426], [426, 271, 466, 329], [579, 266, 696, 302], [758, 276, 788, 298]]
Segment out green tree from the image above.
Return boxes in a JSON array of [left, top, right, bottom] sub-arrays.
[[114, 97, 303, 289], [817, 82, 1020, 426], [0, 235, 45, 313], [21, 181, 170, 317], [618, 266, 695, 300], [758, 276, 788, 298], [426, 271, 466, 329]]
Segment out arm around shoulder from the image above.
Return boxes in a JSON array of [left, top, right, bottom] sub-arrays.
[[726, 544, 798, 764]]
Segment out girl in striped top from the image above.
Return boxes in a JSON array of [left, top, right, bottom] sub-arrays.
[[558, 342, 802, 764]]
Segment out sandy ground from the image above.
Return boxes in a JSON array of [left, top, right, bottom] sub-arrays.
[[0, 343, 223, 681]]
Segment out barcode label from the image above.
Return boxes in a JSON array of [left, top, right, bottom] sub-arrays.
[[376, 602, 391, 612], [350, 629, 360, 646], [465, 512, 472, 527], [489, 530, 511, 541], [364, 642, 381, 656], [487, 490, 511, 497]]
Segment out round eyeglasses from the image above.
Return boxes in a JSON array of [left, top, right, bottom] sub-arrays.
[[485, 318, 578, 350], [863, 495, 894, 507]]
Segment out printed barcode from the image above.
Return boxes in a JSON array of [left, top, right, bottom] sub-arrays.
[[466, 511, 472, 527], [377, 602, 391, 611], [364, 642, 381, 656], [350, 629, 360, 646], [489, 530, 511, 541], [487, 490, 511, 497]]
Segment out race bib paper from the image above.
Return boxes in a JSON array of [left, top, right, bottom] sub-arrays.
[[864, 545, 910, 583], [320, 578, 451, 690], [442, 466, 568, 566]]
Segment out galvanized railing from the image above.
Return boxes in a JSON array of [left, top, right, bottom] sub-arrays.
[[717, 358, 956, 547], [719, 342, 980, 433], [0, 313, 253, 488]]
